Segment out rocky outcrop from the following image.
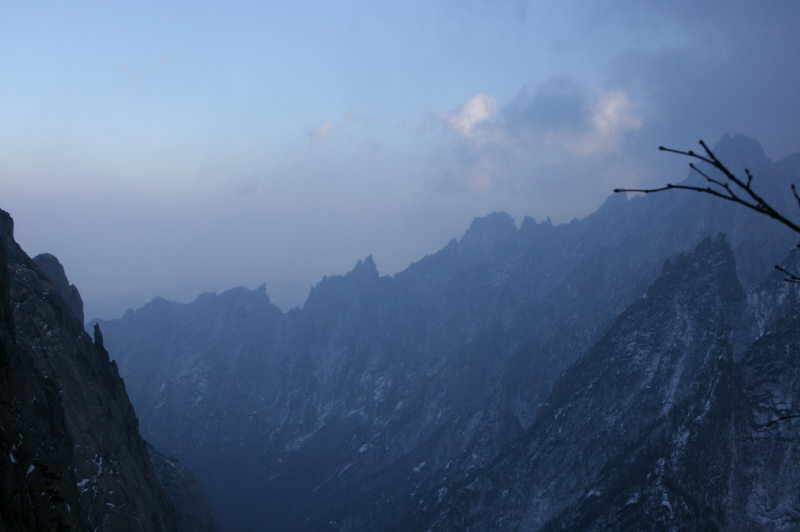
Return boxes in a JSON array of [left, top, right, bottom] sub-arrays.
[[148, 444, 216, 532], [33, 253, 84, 325], [423, 236, 745, 529], [422, 238, 800, 531], [0, 208, 179, 531]]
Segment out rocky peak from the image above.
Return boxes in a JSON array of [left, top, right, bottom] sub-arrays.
[[348, 254, 379, 279], [712, 133, 769, 172], [0, 206, 216, 532], [462, 211, 516, 243], [304, 255, 381, 310], [650, 233, 740, 297], [0, 210, 12, 241], [33, 252, 85, 325]]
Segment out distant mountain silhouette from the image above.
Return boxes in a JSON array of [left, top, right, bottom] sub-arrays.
[[98, 135, 800, 531]]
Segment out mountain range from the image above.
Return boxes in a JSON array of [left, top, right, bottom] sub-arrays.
[[94, 134, 800, 530]]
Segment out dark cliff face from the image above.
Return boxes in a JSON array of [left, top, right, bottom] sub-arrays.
[[32, 253, 85, 326], [0, 209, 179, 531], [727, 255, 800, 531], [97, 135, 800, 530], [147, 444, 216, 532]]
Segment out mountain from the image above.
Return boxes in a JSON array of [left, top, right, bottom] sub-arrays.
[[423, 236, 742, 529], [423, 239, 800, 531], [0, 210, 215, 531], [97, 134, 800, 530]]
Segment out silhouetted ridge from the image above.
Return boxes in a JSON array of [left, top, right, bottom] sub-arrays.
[[461, 211, 516, 244], [0, 208, 216, 531], [33, 253, 85, 324]]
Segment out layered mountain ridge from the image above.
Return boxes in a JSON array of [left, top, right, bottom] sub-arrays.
[[97, 134, 800, 530]]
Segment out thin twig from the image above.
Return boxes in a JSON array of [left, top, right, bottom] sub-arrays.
[[616, 140, 800, 283], [774, 265, 800, 283], [616, 140, 800, 234], [765, 414, 800, 427]]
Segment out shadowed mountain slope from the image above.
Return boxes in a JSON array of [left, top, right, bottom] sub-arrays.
[[98, 135, 800, 530]]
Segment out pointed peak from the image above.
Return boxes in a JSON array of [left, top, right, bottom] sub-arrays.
[[0, 209, 13, 240], [520, 215, 557, 233], [93, 322, 104, 350], [33, 252, 85, 324], [596, 191, 628, 214], [349, 255, 379, 278], [711, 133, 769, 172], [462, 211, 517, 242], [651, 234, 739, 298]]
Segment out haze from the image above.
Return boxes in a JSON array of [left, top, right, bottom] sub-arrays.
[[2, 1, 799, 319]]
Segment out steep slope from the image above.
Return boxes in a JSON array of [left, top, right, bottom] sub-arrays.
[[423, 243, 800, 531], [423, 236, 744, 530], [98, 134, 800, 530], [32, 253, 84, 326], [727, 253, 800, 531], [0, 209, 179, 530], [148, 445, 216, 532]]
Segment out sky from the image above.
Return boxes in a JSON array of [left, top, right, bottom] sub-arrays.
[[2, 1, 800, 319]]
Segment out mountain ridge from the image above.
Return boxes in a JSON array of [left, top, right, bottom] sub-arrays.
[[98, 134, 800, 530]]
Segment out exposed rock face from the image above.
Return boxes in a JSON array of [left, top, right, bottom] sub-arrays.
[[32, 253, 85, 326], [423, 237, 744, 530], [0, 208, 181, 531], [98, 135, 800, 530], [148, 444, 216, 532], [727, 256, 800, 531], [424, 240, 800, 531]]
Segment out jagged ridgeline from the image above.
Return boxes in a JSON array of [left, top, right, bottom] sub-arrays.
[[0, 211, 215, 531], [95, 136, 800, 531], [94, 134, 800, 531]]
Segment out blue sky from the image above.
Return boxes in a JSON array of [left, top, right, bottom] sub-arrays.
[[2, 1, 799, 318]]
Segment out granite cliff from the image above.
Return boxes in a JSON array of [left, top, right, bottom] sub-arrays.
[[0, 209, 215, 531]]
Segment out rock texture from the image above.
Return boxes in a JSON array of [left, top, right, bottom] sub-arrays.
[[422, 236, 742, 530], [424, 241, 800, 531], [148, 444, 216, 532], [98, 135, 800, 530], [0, 209, 214, 531], [32, 252, 85, 326]]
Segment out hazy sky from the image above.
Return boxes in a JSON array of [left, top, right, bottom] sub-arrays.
[[2, 1, 799, 318]]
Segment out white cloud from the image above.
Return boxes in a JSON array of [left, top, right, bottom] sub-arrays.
[[434, 82, 643, 195], [551, 90, 642, 156], [437, 93, 498, 142]]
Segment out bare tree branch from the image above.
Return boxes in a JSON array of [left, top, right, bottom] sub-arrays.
[[774, 265, 800, 284], [615, 140, 800, 287], [765, 414, 800, 427], [614, 140, 800, 235]]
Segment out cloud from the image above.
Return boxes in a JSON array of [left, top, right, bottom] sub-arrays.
[[434, 79, 642, 195], [502, 79, 641, 156], [506, 79, 590, 133], [307, 119, 335, 142], [554, 90, 641, 156], [306, 112, 381, 143], [436, 93, 498, 142]]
